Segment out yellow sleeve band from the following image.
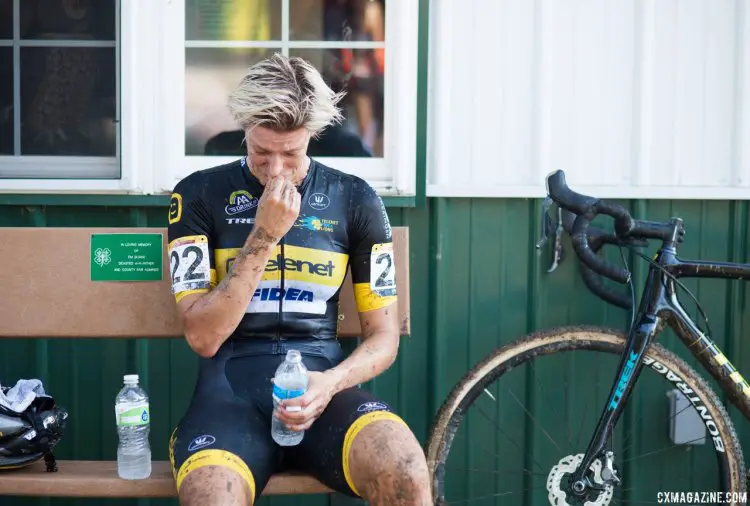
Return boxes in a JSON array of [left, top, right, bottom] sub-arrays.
[[354, 282, 397, 312]]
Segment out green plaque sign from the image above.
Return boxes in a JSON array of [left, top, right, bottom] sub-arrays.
[[90, 233, 163, 281]]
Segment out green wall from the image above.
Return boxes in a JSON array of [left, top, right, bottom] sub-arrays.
[[1, 197, 750, 504]]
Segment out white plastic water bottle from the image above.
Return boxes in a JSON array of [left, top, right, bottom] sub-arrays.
[[115, 374, 151, 479], [272, 350, 309, 446]]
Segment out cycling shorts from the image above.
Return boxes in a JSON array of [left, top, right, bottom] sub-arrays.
[[168, 340, 406, 500]]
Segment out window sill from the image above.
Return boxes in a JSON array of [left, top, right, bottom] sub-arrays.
[[0, 193, 416, 208]]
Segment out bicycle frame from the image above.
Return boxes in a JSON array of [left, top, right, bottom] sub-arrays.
[[571, 234, 750, 488]]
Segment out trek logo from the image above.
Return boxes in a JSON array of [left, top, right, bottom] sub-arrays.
[[188, 435, 216, 452], [608, 351, 638, 410], [379, 198, 392, 240], [295, 215, 338, 233], [225, 190, 258, 215], [253, 287, 314, 302], [308, 193, 330, 211], [226, 217, 255, 225], [265, 254, 336, 277]]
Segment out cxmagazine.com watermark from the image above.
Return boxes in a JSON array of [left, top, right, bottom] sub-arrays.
[[657, 491, 747, 504]]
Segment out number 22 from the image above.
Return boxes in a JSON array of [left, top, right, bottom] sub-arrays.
[[170, 246, 204, 283]]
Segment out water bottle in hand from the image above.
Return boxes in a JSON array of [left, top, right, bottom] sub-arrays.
[[272, 350, 308, 446], [115, 374, 151, 479]]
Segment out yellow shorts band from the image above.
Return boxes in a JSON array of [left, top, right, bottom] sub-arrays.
[[175, 449, 256, 499], [342, 411, 408, 497], [168, 427, 178, 480]]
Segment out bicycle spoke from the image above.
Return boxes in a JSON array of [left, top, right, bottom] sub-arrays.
[[473, 402, 547, 472], [442, 465, 548, 476], [575, 394, 590, 449], [507, 388, 563, 453], [618, 467, 714, 494], [448, 421, 546, 473], [620, 436, 708, 463], [442, 484, 550, 504], [622, 398, 696, 448], [529, 360, 575, 452]]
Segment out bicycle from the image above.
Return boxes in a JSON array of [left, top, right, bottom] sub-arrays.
[[426, 170, 750, 505]]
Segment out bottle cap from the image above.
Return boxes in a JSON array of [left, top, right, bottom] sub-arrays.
[[124, 374, 139, 384], [286, 350, 302, 363]]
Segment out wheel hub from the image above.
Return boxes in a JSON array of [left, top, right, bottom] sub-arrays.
[[546, 454, 614, 506]]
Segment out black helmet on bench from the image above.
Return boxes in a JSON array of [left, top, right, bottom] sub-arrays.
[[0, 393, 68, 472]]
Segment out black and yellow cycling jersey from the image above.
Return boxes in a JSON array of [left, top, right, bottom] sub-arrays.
[[166, 156, 397, 362], [167, 157, 405, 500]]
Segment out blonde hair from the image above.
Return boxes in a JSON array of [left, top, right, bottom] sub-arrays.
[[227, 53, 345, 137]]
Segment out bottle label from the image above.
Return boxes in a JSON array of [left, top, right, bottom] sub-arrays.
[[272, 384, 305, 402], [116, 402, 150, 427]]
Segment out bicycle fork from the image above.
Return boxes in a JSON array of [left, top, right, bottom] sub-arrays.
[[569, 313, 662, 493]]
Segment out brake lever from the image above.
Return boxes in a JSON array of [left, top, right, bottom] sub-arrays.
[[535, 198, 566, 272], [535, 197, 555, 249], [547, 207, 565, 273]]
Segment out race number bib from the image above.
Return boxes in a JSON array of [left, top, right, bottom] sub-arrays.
[[169, 235, 211, 294], [370, 243, 396, 297]]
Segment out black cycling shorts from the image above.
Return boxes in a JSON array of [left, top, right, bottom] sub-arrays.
[[168, 341, 406, 501]]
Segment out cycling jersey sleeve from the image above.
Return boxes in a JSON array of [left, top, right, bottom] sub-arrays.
[[167, 174, 217, 303], [348, 178, 397, 313]]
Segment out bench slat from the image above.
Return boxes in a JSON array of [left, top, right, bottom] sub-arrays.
[[0, 226, 409, 339], [0, 460, 332, 497]]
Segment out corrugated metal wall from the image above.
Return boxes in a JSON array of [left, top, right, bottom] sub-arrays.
[[2, 197, 750, 504], [427, 0, 750, 199]]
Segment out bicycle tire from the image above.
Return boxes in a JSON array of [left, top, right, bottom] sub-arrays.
[[426, 325, 746, 504]]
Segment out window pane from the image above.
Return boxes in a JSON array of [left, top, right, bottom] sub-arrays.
[[290, 0, 385, 42], [21, 0, 116, 41], [0, 0, 12, 39], [186, 0, 281, 41], [290, 48, 383, 157], [20, 47, 117, 156], [186, 48, 276, 155], [0, 47, 12, 154]]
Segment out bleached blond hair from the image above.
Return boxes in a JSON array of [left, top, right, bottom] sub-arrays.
[[227, 53, 345, 137]]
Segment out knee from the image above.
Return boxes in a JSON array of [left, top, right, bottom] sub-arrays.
[[350, 419, 431, 505], [389, 446, 431, 499], [176, 451, 255, 506], [367, 444, 431, 506], [179, 466, 252, 506]]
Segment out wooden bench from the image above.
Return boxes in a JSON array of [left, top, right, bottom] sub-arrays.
[[0, 226, 410, 498]]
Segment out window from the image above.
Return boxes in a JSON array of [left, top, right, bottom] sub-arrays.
[[159, 0, 418, 196], [0, 0, 120, 181], [0, 1, 418, 196]]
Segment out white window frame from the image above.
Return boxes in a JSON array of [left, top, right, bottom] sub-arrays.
[[0, 0, 146, 193], [156, 0, 418, 197], [0, 0, 417, 197]]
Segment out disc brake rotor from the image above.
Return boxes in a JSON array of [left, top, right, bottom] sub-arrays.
[[546, 454, 614, 506]]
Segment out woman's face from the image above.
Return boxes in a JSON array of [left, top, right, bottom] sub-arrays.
[[245, 125, 312, 186]]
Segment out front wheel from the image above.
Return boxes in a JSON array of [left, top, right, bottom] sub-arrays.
[[426, 326, 745, 505]]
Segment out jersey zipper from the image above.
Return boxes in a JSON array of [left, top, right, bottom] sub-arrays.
[[277, 238, 285, 353]]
